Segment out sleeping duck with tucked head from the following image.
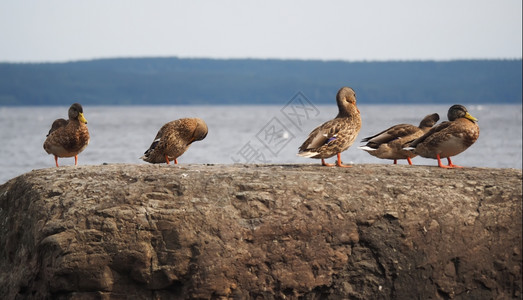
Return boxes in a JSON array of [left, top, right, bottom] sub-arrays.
[[359, 113, 440, 165]]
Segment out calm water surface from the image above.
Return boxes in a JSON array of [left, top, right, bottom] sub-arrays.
[[0, 104, 521, 184]]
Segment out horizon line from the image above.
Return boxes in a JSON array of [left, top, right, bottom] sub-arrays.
[[1, 55, 522, 64]]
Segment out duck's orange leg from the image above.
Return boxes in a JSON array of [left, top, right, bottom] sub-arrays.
[[54, 155, 59, 167], [447, 157, 463, 168], [74, 155, 78, 166], [174, 158, 178, 165], [321, 158, 335, 167], [406, 157, 413, 165], [437, 154, 452, 168], [335, 153, 352, 168], [393, 159, 398, 164], [165, 155, 170, 165]]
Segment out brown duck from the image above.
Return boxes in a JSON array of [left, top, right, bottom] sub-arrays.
[[297, 87, 362, 167], [141, 118, 208, 164], [43, 103, 90, 167], [359, 113, 440, 165], [406, 104, 479, 168]]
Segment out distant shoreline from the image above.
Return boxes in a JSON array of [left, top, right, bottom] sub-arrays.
[[1, 58, 521, 106]]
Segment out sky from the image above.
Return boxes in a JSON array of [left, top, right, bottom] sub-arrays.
[[0, 1, 521, 63]]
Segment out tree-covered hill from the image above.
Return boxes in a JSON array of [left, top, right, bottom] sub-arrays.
[[0, 58, 520, 105]]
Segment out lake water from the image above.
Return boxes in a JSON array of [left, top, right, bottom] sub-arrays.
[[0, 104, 521, 184]]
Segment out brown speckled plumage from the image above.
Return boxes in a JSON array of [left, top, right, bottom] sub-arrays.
[[46, 118, 68, 137], [43, 103, 90, 167], [298, 87, 361, 167], [359, 113, 439, 164], [141, 118, 208, 164], [408, 104, 479, 168]]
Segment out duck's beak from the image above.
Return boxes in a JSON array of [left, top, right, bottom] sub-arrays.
[[78, 112, 88, 124], [465, 112, 478, 122]]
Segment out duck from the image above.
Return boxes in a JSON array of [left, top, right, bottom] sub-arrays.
[[297, 86, 362, 167], [141, 118, 208, 164], [43, 103, 90, 167], [406, 104, 479, 168], [359, 113, 440, 165]]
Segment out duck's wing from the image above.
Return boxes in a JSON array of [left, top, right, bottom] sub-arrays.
[[408, 121, 452, 148], [361, 124, 419, 146], [46, 118, 68, 137], [143, 123, 170, 155], [299, 119, 344, 151]]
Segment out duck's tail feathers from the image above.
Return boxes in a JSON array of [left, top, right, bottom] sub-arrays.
[[141, 138, 161, 159], [358, 145, 376, 151], [297, 151, 318, 158]]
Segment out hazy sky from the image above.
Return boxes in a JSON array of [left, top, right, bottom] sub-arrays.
[[0, 1, 521, 62]]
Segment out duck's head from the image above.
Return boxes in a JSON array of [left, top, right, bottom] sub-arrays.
[[336, 87, 358, 115], [193, 118, 208, 142], [69, 103, 88, 124], [448, 104, 477, 123], [419, 113, 440, 128]]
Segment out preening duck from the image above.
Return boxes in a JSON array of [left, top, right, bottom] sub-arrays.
[[141, 118, 208, 164]]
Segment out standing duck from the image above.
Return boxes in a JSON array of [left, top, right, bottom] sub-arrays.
[[359, 113, 440, 165], [406, 104, 479, 168], [141, 118, 208, 164], [297, 86, 362, 167], [43, 103, 90, 167]]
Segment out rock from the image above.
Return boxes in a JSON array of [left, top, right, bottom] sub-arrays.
[[0, 164, 521, 299]]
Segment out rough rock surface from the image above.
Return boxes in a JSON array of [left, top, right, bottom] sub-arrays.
[[0, 164, 521, 299]]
